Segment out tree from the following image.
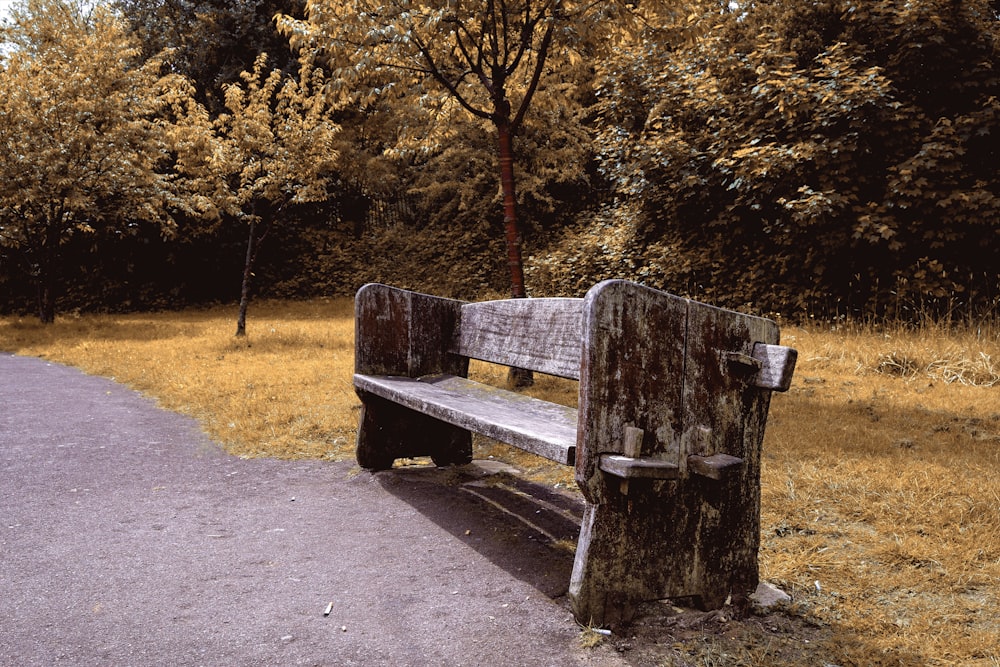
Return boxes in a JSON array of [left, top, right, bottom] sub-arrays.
[[212, 53, 340, 336], [114, 0, 307, 113], [277, 0, 641, 300], [591, 0, 1000, 318], [0, 0, 215, 322]]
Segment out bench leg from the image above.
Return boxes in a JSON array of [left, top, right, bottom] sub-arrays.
[[568, 486, 759, 628], [356, 394, 472, 470]]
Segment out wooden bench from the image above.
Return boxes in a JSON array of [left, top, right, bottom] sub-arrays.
[[353, 280, 797, 626]]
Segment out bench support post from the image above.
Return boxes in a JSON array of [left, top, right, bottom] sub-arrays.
[[356, 394, 473, 469], [570, 472, 760, 627], [354, 284, 471, 469], [570, 281, 782, 627]]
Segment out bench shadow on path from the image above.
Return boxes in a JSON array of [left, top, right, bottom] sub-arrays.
[[372, 463, 584, 600], [372, 458, 932, 667]]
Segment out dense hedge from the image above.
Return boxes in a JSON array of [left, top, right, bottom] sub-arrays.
[[0, 204, 511, 316]]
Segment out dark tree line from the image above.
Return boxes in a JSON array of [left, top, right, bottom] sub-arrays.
[[2, 0, 997, 324]]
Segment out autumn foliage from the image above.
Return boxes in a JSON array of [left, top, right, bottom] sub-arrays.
[[0, 0, 214, 322], [0, 0, 998, 323], [579, 0, 1000, 319]]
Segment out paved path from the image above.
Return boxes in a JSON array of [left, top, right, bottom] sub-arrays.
[[0, 353, 626, 666]]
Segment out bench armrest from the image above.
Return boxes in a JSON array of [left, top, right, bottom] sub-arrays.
[[355, 283, 467, 378]]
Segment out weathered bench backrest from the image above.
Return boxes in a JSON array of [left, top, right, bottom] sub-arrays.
[[453, 298, 584, 380]]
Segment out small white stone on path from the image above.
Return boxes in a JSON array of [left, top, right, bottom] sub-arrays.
[[749, 582, 791, 609]]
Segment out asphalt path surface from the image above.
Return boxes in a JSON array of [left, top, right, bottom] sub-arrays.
[[0, 353, 627, 666]]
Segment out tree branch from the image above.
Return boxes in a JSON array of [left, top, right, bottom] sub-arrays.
[[511, 17, 555, 132], [453, 18, 491, 95], [410, 31, 492, 121], [486, 0, 501, 71], [499, 0, 512, 67]]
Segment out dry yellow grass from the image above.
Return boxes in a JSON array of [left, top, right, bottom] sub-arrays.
[[1, 302, 998, 665], [760, 324, 1000, 666], [0, 299, 359, 459]]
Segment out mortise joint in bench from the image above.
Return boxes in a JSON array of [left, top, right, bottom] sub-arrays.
[[599, 455, 680, 480]]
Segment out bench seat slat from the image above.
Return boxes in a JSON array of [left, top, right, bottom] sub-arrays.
[[354, 373, 578, 466]]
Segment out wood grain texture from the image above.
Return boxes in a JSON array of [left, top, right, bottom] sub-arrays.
[[355, 373, 577, 465], [677, 298, 779, 609], [575, 280, 688, 501], [354, 284, 471, 469], [598, 455, 680, 480], [352, 281, 798, 626], [569, 281, 787, 626], [354, 283, 467, 377], [751, 343, 798, 391], [454, 298, 584, 380], [688, 453, 745, 480]]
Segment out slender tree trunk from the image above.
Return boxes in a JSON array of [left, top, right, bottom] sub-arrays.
[[35, 219, 58, 324], [495, 100, 533, 386], [36, 277, 55, 324], [235, 216, 257, 337], [496, 103, 527, 300]]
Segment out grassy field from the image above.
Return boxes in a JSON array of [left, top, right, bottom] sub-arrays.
[[1, 299, 998, 666]]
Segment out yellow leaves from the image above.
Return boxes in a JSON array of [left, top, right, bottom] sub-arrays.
[[283, 0, 612, 140], [213, 54, 341, 218], [0, 0, 254, 258], [853, 214, 898, 245], [721, 141, 820, 188]]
